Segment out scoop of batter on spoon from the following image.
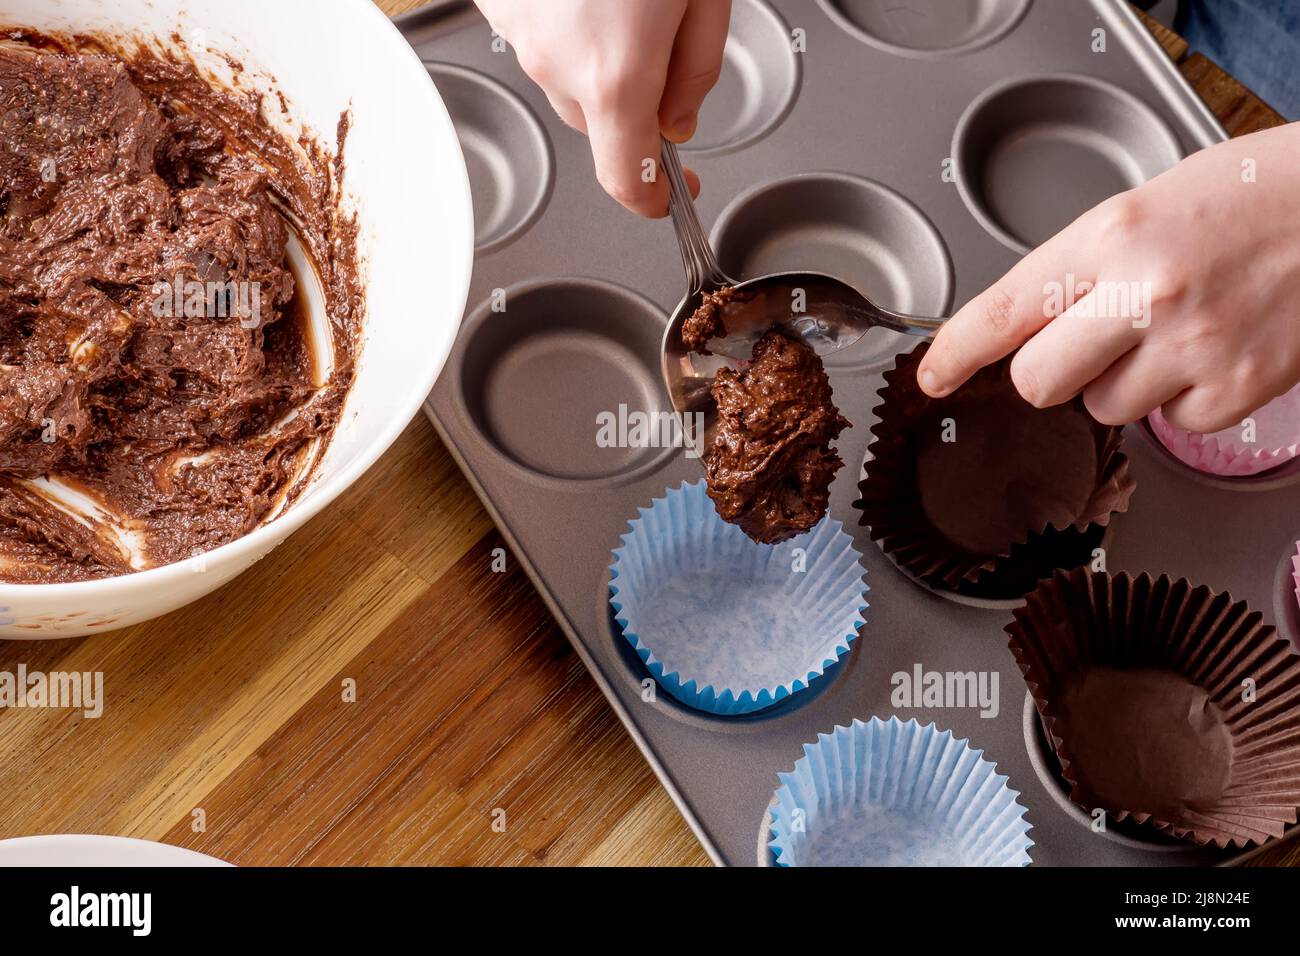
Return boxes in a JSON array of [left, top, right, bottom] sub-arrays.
[[659, 140, 873, 543], [704, 327, 851, 544]]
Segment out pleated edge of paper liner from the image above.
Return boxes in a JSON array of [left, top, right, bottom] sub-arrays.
[[1149, 406, 1300, 478]]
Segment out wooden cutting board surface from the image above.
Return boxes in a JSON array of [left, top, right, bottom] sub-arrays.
[[0, 0, 1288, 867]]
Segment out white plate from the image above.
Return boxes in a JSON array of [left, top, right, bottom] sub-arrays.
[[0, 836, 232, 868]]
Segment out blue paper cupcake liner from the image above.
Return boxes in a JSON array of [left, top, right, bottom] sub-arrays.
[[769, 716, 1033, 866], [609, 480, 868, 716]]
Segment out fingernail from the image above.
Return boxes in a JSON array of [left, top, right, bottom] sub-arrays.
[[919, 368, 947, 396], [665, 115, 696, 142]]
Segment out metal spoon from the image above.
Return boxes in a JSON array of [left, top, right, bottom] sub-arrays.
[[658, 137, 945, 442]]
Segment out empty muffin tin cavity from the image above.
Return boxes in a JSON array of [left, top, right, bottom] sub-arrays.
[[683, 0, 801, 154], [818, 0, 1031, 56], [425, 62, 554, 253], [454, 279, 676, 484], [711, 173, 953, 369], [954, 74, 1184, 253]]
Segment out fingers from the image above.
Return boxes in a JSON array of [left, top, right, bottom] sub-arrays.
[[1008, 288, 1143, 409], [1079, 344, 1187, 426], [557, 90, 699, 214], [683, 166, 702, 199], [660, 0, 732, 142], [585, 116, 700, 213], [545, 92, 587, 134], [1160, 387, 1246, 435], [581, 5, 686, 218], [917, 225, 1095, 397], [488, 0, 705, 216], [585, 102, 674, 217]]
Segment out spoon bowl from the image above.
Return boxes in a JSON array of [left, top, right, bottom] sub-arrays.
[[661, 268, 945, 449], [657, 139, 945, 449]]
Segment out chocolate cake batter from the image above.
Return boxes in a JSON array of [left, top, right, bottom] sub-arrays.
[[0, 35, 361, 583], [705, 328, 850, 544], [681, 285, 737, 354]]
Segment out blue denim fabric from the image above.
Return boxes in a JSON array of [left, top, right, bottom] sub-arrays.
[[1177, 0, 1300, 119]]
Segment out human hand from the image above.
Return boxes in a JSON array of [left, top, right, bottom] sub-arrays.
[[474, 0, 732, 217], [917, 122, 1300, 434]]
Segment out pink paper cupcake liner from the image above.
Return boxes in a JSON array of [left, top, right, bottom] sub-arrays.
[[1149, 385, 1300, 478], [1292, 542, 1300, 617]]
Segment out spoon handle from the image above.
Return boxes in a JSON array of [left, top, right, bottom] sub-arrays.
[[661, 137, 730, 293], [896, 313, 946, 336], [871, 307, 947, 337]]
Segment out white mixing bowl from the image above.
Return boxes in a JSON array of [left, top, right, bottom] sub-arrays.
[[0, 0, 473, 638]]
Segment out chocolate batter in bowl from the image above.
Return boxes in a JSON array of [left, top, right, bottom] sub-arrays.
[[0, 0, 474, 637], [0, 38, 349, 584]]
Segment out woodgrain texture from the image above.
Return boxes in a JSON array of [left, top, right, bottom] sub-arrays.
[[1136, 7, 1287, 134], [0, 1, 1290, 868]]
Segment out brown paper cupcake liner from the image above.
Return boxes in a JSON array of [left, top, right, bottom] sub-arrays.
[[855, 343, 1135, 593], [1008, 568, 1300, 848]]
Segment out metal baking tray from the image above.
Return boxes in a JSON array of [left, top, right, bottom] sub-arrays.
[[399, 0, 1300, 865]]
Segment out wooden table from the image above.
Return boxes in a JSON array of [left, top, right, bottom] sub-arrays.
[[0, 1, 1289, 867]]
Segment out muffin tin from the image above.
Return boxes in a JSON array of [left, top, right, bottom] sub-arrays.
[[401, 0, 1300, 864]]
